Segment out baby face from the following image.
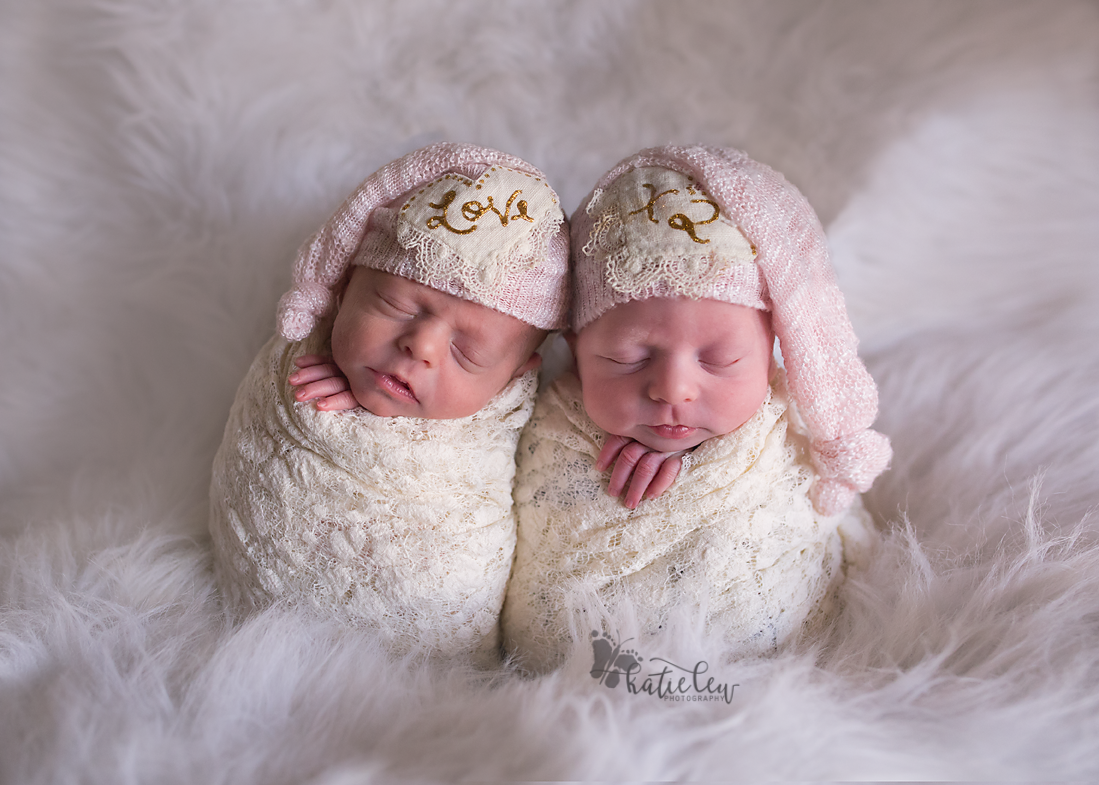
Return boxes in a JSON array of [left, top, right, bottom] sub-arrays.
[[572, 297, 773, 452], [331, 268, 543, 419]]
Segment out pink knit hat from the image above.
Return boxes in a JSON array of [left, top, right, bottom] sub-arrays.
[[571, 145, 891, 516], [277, 142, 569, 340]]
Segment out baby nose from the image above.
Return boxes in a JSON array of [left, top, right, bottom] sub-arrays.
[[399, 318, 448, 366], [648, 357, 698, 404]]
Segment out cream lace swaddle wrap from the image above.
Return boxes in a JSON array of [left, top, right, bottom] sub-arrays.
[[502, 373, 876, 672], [210, 332, 536, 663]]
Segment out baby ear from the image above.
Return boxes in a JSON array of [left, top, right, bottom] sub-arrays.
[[512, 351, 543, 379], [563, 330, 578, 355]]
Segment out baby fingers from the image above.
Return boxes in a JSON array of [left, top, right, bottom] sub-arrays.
[[596, 434, 634, 473], [293, 354, 333, 369], [292, 375, 350, 403], [623, 451, 675, 509], [607, 441, 655, 499], [313, 390, 360, 412], [289, 361, 343, 387], [643, 455, 683, 501]]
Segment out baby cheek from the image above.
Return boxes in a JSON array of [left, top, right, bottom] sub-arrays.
[[716, 378, 769, 430], [436, 365, 517, 419], [583, 377, 632, 435], [329, 316, 359, 365]]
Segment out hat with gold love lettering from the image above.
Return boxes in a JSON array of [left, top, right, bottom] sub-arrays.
[[570, 145, 891, 517], [277, 142, 569, 340]]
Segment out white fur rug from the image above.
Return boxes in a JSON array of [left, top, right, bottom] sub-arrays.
[[3, 1, 1099, 781]]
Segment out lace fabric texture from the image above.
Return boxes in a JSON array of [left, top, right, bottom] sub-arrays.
[[501, 372, 877, 673], [209, 331, 536, 664]]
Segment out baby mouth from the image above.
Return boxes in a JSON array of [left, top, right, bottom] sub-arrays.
[[372, 369, 417, 403], [649, 424, 696, 440]]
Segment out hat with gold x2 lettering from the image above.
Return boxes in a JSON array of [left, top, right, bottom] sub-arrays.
[[570, 145, 891, 516]]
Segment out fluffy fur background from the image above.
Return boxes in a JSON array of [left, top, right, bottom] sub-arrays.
[[3, 1, 1098, 781]]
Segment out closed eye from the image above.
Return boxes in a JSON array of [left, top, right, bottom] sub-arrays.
[[604, 356, 647, 370], [700, 355, 741, 371], [375, 292, 417, 318], [452, 342, 489, 371]]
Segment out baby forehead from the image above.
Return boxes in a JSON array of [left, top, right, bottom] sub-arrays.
[[587, 296, 769, 338], [370, 268, 534, 336]]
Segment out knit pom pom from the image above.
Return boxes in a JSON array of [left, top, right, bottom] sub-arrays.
[[807, 430, 892, 515], [276, 282, 335, 341], [810, 430, 892, 491], [809, 478, 859, 517]]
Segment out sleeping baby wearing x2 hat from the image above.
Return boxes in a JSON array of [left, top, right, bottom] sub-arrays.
[[209, 142, 569, 665], [502, 145, 892, 672]]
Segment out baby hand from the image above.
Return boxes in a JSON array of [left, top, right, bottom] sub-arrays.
[[596, 434, 684, 510], [288, 355, 360, 412]]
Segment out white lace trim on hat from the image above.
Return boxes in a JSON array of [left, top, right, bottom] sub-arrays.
[[583, 167, 757, 299], [395, 166, 564, 301]]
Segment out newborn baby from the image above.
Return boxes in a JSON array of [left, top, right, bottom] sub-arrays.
[[502, 146, 892, 672], [209, 143, 569, 664]]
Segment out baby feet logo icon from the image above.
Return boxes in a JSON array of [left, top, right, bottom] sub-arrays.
[[588, 630, 739, 704], [590, 630, 642, 689]]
